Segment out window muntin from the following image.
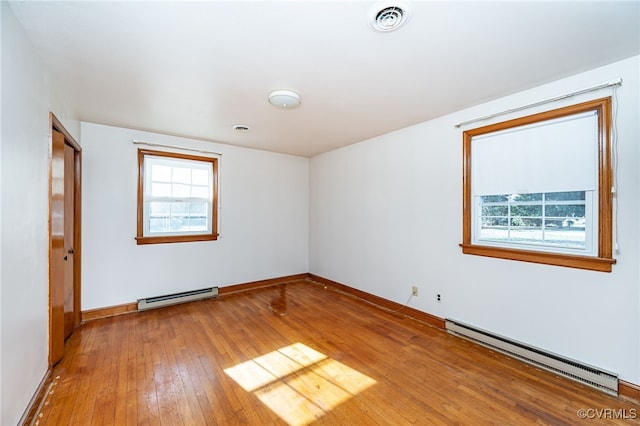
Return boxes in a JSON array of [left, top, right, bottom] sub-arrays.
[[137, 149, 218, 244], [461, 97, 615, 272]]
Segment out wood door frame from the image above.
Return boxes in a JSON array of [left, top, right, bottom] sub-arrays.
[[48, 112, 82, 367]]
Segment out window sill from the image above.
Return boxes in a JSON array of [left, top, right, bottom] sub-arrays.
[[459, 243, 616, 272], [136, 234, 219, 245]]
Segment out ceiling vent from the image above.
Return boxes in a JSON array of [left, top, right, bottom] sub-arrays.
[[369, 2, 411, 32]]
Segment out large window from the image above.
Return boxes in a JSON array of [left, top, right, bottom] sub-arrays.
[[461, 98, 616, 272], [137, 149, 218, 245]]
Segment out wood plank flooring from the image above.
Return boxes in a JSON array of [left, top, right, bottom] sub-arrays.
[[35, 279, 639, 425]]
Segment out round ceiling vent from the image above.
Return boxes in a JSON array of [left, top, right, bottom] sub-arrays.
[[369, 2, 411, 32]]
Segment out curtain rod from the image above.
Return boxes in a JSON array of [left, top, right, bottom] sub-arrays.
[[454, 78, 623, 129], [133, 140, 223, 156]]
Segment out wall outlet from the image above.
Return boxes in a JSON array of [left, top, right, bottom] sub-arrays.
[[437, 294, 442, 303], [412, 286, 419, 297]]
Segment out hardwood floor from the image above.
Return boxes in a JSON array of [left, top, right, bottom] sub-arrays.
[[35, 279, 639, 425]]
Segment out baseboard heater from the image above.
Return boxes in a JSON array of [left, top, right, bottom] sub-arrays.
[[445, 319, 618, 396], [138, 287, 218, 311]]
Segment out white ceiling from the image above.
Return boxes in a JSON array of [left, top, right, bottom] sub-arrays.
[[10, 1, 639, 157]]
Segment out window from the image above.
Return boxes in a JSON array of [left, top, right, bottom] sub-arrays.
[[461, 98, 616, 272], [137, 149, 218, 245], [477, 191, 592, 252]]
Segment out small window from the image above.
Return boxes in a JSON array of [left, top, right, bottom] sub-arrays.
[[137, 149, 218, 245], [461, 98, 616, 272]]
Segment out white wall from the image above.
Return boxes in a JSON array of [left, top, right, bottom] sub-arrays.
[[1, 3, 80, 425], [81, 123, 309, 309], [310, 56, 640, 385]]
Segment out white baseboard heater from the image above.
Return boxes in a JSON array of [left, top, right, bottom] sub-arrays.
[[445, 319, 618, 396], [138, 287, 218, 311]]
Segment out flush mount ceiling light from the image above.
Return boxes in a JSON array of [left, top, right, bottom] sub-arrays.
[[369, 1, 411, 32], [268, 90, 301, 108]]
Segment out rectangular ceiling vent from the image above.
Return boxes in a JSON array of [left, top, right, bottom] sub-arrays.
[[445, 319, 618, 396], [138, 287, 218, 311]]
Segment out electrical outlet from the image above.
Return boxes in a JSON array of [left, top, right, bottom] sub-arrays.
[[437, 294, 441, 303], [412, 286, 419, 297]]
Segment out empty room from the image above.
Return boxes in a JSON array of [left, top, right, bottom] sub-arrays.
[[2, 1, 640, 425]]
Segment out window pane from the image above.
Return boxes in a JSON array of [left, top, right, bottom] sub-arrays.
[[149, 202, 171, 216], [512, 193, 542, 202], [190, 202, 207, 215], [148, 202, 171, 233], [192, 169, 209, 185], [151, 182, 172, 197], [149, 217, 168, 233], [170, 202, 188, 215], [507, 217, 543, 227], [509, 225, 543, 245], [478, 227, 508, 241], [172, 183, 191, 198], [545, 228, 586, 248], [526, 218, 543, 227], [167, 202, 188, 232], [151, 164, 172, 182], [546, 191, 585, 201], [481, 205, 508, 216], [480, 194, 509, 203], [482, 217, 508, 227], [191, 186, 209, 199], [546, 204, 585, 218], [510, 205, 542, 217], [188, 202, 208, 231], [173, 167, 191, 184]]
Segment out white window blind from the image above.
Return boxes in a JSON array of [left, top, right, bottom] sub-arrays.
[[471, 111, 598, 196]]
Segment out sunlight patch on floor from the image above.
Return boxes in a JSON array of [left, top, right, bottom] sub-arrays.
[[224, 342, 376, 426]]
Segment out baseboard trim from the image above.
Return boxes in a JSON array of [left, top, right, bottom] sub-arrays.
[[308, 274, 446, 329], [218, 273, 310, 296], [620, 380, 640, 402], [18, 370, 52, 426], [82, 302, 138, 323]]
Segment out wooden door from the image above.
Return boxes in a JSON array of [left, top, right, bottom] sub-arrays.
[[50, 129, 66, 365], [49, 117, 82, 367], [63, 144, 75, 339]]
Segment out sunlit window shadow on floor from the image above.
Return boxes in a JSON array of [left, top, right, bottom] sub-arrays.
[[224, 342, 377, 425]]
